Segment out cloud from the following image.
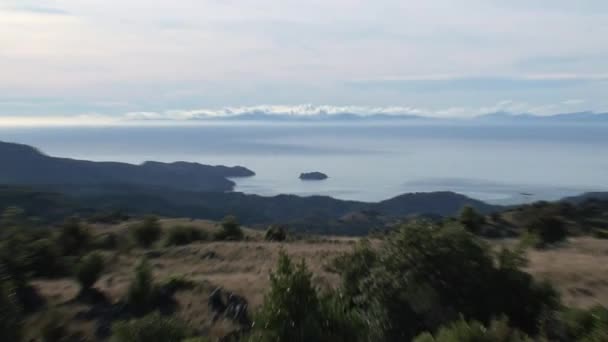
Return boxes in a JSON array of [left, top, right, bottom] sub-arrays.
[[0, 99, 605, 126], [5, 5, 71, 16], [348, 74, 608, 92], [0, 0, 607, 110], [121, 101, 602, 121]]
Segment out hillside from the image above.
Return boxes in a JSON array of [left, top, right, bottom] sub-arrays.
[[0, 185, 501, 234], [0, 141, 254, 192]]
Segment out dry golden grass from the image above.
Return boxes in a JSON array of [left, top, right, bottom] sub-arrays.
[[526, 237, 608, 308]]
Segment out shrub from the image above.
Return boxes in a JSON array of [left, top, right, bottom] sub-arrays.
[[93, 233, 120, 250], [253, 252, 321, 342], [126, 259, 156, 314], [131, 216, 162, 248], [525, 214, 567, 247], [164, 226, 206, 246], [413, 318, 532, 342], [56, 217, 91, 256], [341, 223, 558, 341], [215, 216, 243, 241], [265, 225, 287, 242], [252, 251, 366, 342], [26, 238, 66, 277], [592, 229, 608, 239], [0, 281, 22, 341], [111, 313, 190, 342], [557, 305, 608, 341], [329, 239, 377, 300], [318, 292, 368, 342], [160, 276, 196, 293], [75, 253, 104, 291], [459, 206, 486, 233]]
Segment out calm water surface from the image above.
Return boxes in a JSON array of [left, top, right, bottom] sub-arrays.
[[1, 122, 606, 205]]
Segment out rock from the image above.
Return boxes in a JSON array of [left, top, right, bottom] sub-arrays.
[[299, 171, 328, 180], [208, 287, 250, 326]]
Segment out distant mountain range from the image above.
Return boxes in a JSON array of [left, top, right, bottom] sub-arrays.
[[475, 111, 608, 123], [172, 111, 608, 123], [0, 141, 254, 192]]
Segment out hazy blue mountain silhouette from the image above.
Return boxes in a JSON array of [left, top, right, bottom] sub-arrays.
[[0, 141, 254, 192]]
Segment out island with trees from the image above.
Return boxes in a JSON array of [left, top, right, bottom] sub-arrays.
[[299, 171, 329, 180]]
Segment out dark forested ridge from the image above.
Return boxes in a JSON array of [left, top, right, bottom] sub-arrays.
[[0, 185, 499, 233], [0, 141, 254, 192]]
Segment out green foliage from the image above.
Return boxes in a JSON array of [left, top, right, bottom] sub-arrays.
[[111, 313, 190, 342], [254, 252, 321, 341], [126, 258, 156, 314], [525, 214, 568, 247], [592, 228, 608, 239], [318, 292, 368, 342], [160, 276, 196, 293], [92, 233, 120, 250], [337, 223, 558, 341], [0, 280, 22, 342], [558, 306, 608, 342], [413, 318, 532, 342], [329, 239, 376, 300], [0, 206, 27, 228], [459, 205, 486, 233], [215, 216, 244, 241], [26, 238, 65, 277], [265, 225, 287, 241], [131, 216, 162, 248], [253, 251, 366, 342], [0, 227, 70, 283], [56, 217, 91, 256], [164, 226, 206, 246], [75, 253, 104, 291]]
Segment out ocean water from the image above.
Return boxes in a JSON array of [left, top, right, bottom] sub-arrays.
[[1, 121, 607, 205]]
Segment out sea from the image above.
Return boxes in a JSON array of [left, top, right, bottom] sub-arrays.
[[1, 121, 607, 205]]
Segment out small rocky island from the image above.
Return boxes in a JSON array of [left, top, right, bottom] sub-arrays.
[[299, 171, 328, 180]]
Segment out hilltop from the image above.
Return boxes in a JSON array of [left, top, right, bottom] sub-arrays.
[[0, 141, 254, 192]]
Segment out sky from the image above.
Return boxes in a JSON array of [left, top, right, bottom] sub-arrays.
[[1, 0, 608, 123]]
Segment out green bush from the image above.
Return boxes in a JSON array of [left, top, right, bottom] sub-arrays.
[[525, 214, 567, 247], [215, 216, 243, 241], [459, 206, 486, 233], [413, 318, 532, 342], [93, 233, 120, 250], [164, 226, 206, 246], [160, 276, 196, 293], [265, 225, 287, 242], [0, 281, 22, 341], [558, 306, 608, 341], [111, 313, 190, 342], [337, 223, 559, 341], [131, 216, 162, 248], [592, 229, 608, 239], [56, 217, 91, 256], [252, 251, 366, 342], [75, 253, 104, 291], [329, 239, 376, 300], [26, 238, 66, 277], [126, 259, 156, 314]]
